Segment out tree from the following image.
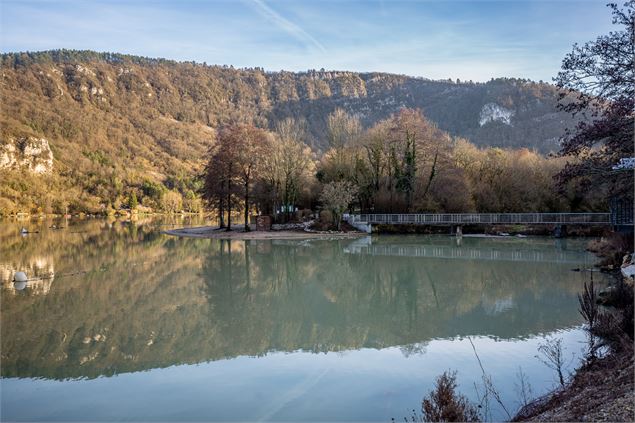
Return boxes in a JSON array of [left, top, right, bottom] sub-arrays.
[[326, 108, 361, 151], [183, 190, 202, 213], [162, 191, 183, 213], [319, 181, 357, 230], [555, 1, 634, 198], [324, 109, 362, 181], [203, 143, 229, 228], [270, 117, 315, 221], [129, 191, 138, 210], [203, 132, 239, 230], [204, 124, 271, 231], [232, 125, 271, 231], [358, 123, 387, 210]]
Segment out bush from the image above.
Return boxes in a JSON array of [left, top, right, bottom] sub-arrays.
[[420, 371, 481, 422], [0, 197, 17, 216], [319, 210, 333, 225], [161, 190, 183, 213], [587, 233, 633, 267]]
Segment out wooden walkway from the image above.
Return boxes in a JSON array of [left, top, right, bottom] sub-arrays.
[[347, 213, 610, 226]]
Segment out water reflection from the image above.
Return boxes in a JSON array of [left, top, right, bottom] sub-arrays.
[[0, 218, 602, 384]]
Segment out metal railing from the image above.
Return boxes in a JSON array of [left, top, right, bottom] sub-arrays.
[[347, 213, 611, 225]]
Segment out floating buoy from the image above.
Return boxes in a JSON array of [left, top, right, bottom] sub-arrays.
[[20, 227, 28, 234], [13, 271, 28, 282]]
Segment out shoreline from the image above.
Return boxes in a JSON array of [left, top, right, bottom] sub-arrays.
[[514, 346, 634, 422], [163, 226, 366, 240]]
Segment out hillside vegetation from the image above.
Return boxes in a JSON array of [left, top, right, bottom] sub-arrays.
[[0, 50, 576, 214]]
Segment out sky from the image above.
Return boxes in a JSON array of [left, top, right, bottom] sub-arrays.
[[0, 0, 617, 82]]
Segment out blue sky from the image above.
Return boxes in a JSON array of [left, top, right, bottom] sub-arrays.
[[0, 0, 616, 82]]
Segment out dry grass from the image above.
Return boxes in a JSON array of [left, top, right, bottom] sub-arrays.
[[401, 371, 481, 422], [587, 232, 633, 267]]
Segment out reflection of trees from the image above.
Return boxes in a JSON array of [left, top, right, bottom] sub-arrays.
[[1, 223, 604, 381]]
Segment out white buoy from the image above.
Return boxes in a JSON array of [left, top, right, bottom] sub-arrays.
[[21, 227, 28, 234], [13, 271, 28, 282]]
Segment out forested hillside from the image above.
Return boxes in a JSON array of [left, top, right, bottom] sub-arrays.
[[0, 50, 576, 214]]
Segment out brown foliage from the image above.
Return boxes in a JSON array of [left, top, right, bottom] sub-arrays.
[[420, 371, 481, 422]]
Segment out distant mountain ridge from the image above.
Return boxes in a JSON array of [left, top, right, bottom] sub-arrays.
[[2, 50, 572, 151], [0, 50, 575, 212]]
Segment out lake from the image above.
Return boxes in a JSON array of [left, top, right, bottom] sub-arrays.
[[0, 217, 607, 421]]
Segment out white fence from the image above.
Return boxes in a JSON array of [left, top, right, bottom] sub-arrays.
[[348, 213, 610, 225]]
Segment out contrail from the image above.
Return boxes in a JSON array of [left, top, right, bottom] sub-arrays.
[[247, 0, 326, 52]]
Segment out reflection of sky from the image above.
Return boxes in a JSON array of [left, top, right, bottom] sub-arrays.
[[0, 219, 603, 420], [1, 330, 588, 422]]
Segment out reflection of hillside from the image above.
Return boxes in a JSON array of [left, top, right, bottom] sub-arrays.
[[1, 256, 56, 295], [0, 221, 603, 380]]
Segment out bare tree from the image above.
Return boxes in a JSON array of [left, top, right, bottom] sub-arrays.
[[555, 1, 634, 197], [326, 108, 361, 151], [578, 278, 599, 329], [514, 366, 534, 409], [272, 117, 315, 221], [232, 125, 271, 231], [319, 181, 357, 230], [536, 338, 568, 388]]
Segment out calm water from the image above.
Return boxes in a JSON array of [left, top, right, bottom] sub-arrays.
[[0, 217, 607, 421]]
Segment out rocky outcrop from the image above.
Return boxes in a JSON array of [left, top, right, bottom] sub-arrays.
[[0, 136, 53, 174], [479, 102, 515, 126]]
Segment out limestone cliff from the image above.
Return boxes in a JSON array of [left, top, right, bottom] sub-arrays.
[[0, 137, 53, 174]]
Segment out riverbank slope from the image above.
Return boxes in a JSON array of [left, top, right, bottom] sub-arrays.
[[514, 346, 634, 422]]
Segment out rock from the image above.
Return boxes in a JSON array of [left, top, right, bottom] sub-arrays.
[[479, 102, 515, 126], [0, 137, 53, 174], [598, 286, 615, 297], [621, 264, 635, 279], [13, 271, 27, 282]]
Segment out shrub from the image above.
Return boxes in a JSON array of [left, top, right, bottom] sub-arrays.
[[421, 371, 481, 422], [587, 233, 633, 267]]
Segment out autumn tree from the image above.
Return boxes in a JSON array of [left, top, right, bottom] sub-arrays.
[[204, 130, 241, 230], [162, 191, 183, 213], [555, 1, 634, 198], [232, 125, 271, 231], [129, 191, 138, 210]]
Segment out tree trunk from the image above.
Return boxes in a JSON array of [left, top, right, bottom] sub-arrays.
[[422, 147, 439, 200], [218, 193, 225, 228], [244, 177, 250, 231], [284, 176, 291, 222], [226, 167, 232, 231]]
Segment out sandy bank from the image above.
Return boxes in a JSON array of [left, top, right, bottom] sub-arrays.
[[163, 226, 366, 240]]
